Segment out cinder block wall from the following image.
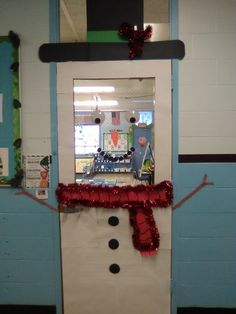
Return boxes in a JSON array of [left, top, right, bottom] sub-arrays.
[[172, 0, 236, 312]]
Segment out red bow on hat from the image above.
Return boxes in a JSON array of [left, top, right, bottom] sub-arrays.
[[118, 23, 152, 59]]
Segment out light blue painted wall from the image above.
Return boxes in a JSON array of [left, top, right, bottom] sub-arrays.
[[172, 164, 236, 309], [0, 0, 62, 313], [0, 189, 61, 309], [171, 0, 236, 313]]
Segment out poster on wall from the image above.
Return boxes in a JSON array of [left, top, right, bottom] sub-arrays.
[[0, 94, 3, 122], [23, 155, 50, 188], [103, 132, 128, 152], [75, 157, 94, 173], [0, 148, 9, 176]]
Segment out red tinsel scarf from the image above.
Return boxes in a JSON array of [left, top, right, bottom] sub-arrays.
[[56, 181, 173, 256]]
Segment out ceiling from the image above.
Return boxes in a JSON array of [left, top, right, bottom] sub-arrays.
[[73, 78, 155, 112]]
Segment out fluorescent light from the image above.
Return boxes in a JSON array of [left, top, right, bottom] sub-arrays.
[[132, 99, 154, 104], [74, 100, 118, 107], [74, 109, 94, 112], [74, 86, 115, 93]]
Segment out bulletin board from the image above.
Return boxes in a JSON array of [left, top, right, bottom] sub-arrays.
[[0, 32, 22, 187], [75, 157, 94, 173], [103, 132, 128, 152]]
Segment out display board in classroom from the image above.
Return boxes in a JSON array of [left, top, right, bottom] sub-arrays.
[[103, 132, 128, 152], [0, 34, 21, 187]]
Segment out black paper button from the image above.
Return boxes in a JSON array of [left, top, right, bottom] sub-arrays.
[[109, 263, 120, 274], [108, 216, 119, 226], [108, 239, 119, 250]]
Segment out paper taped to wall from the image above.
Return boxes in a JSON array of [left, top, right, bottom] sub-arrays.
[[0, 148, 9, 176]]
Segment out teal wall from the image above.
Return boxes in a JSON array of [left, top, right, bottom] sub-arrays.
[[0, 189, 62, 311], [0, 0, 62, 313], [171, 0, 236, 313], [172, 164, 236, 311]]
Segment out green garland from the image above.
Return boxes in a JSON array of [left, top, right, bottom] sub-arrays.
[[0, 31, 23, 187]]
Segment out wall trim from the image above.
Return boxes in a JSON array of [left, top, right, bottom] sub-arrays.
[[0, 305, 56, 314], [179, 154, 236, 163], [178, 308, 236, 314]]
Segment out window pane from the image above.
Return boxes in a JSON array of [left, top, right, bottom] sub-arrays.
[[75, 124, 100, 155], [137, 111, 153, 125]]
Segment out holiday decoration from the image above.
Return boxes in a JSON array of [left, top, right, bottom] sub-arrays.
[[16, 188, 58, 212], [0, 31, 22, 187], [39, 40, 185, 62], [111, 130, 119, 146], [16, 175, 214, 255], [118, 23, 152, 58], [56, 181, 173, 255], [39, 0, 185, 62], [173, 174, 213, 209], [96, 147, 135, 162]]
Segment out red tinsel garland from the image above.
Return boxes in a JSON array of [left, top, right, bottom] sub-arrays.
[[129, 206, 160, 256], [118, 23, 153, 59], [56, 181, 172, 209], [56, 181, 173, 255]]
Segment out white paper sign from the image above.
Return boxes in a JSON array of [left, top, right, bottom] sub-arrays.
[[0, 148, 9, 176], [23, 155, 50, 188], [0, 94, 3, 122]]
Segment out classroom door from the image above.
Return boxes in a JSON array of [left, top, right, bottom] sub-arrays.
[[57, 60, 172, 314]]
